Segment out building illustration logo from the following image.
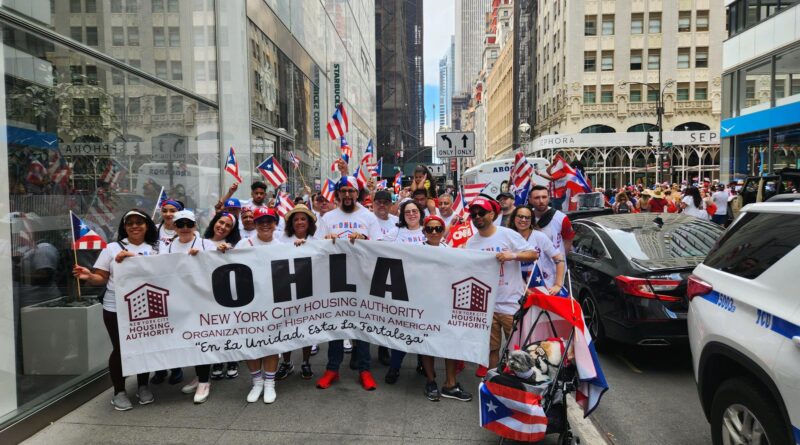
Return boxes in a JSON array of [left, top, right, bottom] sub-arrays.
[[125, 284, 170, 322], [451, 277, 491, 313]]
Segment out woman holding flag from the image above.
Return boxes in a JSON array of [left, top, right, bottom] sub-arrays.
[[72, 209, 160, 411], [506, 205, 566, 294]]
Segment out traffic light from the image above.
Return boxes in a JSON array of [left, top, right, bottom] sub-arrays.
[[646, 132, 654, 147]]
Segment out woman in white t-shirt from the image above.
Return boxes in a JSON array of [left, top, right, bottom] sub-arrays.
[[276, 205, 317, 381], [239, 207, 257, 240], [507, 205, 565, 293], [233, 207, 283, 405], [157, 199, 183, 245], [73, 209, 160, 412], [681, 186, 709, 220]]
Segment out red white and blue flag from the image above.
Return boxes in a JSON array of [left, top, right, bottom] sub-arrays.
[[479, 380, 548, 442], [152, 186, 168, 219], [452, 190, 469, 220], [326, 103, 349, 140], [340, 136, 353, 164], [361, 139, 375, 164], [321, 178, 336, 203], [367, 158, 382, 178], [393, 171, 403, 194], [463, 182, 488, 205], [353, 164, 368, 190], [376, 179, 388, 190], [509, 152, 533, 206], [225, 147, 243, 183], [288, 151, 301, 169], [70, 211, 107, 250], [100, 159, 126, 188], [547, 155, 592, 198], [275, 191, 295, 218], [257, 155, 288, 188]]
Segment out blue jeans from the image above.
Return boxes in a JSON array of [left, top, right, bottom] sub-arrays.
[[711, 214, 727, 225], [390, 349, 406, 370], [326, 340, 371, 372]]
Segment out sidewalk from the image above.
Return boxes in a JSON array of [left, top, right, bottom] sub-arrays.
[[23, 345, 604, 444]]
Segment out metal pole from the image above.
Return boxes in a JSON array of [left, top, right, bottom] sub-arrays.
[[657, 71, 664, 185]]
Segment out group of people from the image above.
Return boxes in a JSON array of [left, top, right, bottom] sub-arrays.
[[604, 180, 735, 226], [72, 161, 576, 413]]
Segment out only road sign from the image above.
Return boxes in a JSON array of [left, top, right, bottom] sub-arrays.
[[436, 131, 475, 158]]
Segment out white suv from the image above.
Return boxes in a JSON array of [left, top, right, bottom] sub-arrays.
[[688, 199, 800, 445]]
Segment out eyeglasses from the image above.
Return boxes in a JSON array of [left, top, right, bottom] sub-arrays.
[[175, 220, 195, 229], [424, 226, 444, 234], [339, 188, 358, 195], [404, 209, 420, 215], [469, 209, 488, 219], [124, 219, 145, 226], [515, 215, 532, 221]]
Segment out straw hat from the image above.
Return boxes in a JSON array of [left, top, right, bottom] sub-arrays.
[[651, 187, 665, 199], [284, 204, 316, 223]]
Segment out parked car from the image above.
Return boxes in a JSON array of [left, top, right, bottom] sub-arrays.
[[688, 201, 800, 445], [732, 168, 800, 217], [567, 213, 723, 347]]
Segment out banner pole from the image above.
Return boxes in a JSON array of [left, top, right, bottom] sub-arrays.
[[68, 211, 82, 301]]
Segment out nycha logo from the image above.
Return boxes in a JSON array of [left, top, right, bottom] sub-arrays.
[[124, 284, 174, 340], [447, 277, 491, 330]]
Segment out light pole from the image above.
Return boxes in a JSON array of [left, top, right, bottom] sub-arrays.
[[518, 122, 531, 153], [622, 78, 675, 184]]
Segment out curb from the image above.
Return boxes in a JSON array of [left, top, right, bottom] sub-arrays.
[[566, 395, 610, 445]]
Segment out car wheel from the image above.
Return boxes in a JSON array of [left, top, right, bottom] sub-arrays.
[[710, 377, 790, 445], [579, 292, 605, 345]]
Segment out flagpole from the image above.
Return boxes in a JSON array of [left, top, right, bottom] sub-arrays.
[[152, 186, 165, 220], [68, 211, 83, 301]]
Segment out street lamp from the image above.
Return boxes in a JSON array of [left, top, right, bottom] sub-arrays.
[[621, 78, 675, 184], [518, 122, 531, 153]]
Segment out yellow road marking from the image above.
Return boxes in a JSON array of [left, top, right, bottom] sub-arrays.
[[616, 354, 643, 374]]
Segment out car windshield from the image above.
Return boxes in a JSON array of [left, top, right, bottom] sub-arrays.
[[604, 218, 723, 261]]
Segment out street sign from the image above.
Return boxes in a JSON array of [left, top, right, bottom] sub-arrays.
[[435, 131, 475, 158], [151, 135, 188, 161], [450, 158, 458, 172], [425, 163, 447, 176]]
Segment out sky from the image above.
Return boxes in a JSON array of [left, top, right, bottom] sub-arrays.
[[423, 0, 455, 148]]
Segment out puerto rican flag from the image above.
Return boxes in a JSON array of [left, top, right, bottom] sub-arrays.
[[70, 211, 107, 250], [326, 103, 349, 140], [393, 171, 403, 194], [512, 265, 609, 418], [376, 179, 388, 190], [224, 147, 243, 183], [340, 136, 353, 164], [452, 189, 469, 220], [479, 380, 548, 442], [288, 151, 301, 169], [321, 178, 336, 203], [100, 159, 126, 189], [25, 158, 46, 186], [361, 139, 375, 164], [509, 152, 533, 206], [275, 191, 295, 218], [257, 155, 288, 188], [547, 155, 592, 198], [353, 164, 368, 190], [367, 158, 382, 178], [463, 182, 488, 205]]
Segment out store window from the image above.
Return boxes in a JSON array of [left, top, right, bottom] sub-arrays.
[[773, 124, 800, 170], [740, 61, 772, 113], [0, 21, 219, 426], [775, 46, 800, 106]]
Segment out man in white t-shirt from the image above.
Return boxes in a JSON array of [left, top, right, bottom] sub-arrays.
[[372, 190, 399, 237], [529, 185, 576, 260], [316, 176, 381, 392], [711, 184, 729, 226], [465, 197, 537, 376], [437, 192, 456, 228]]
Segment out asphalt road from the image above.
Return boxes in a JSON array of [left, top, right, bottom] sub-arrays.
[[591, 343, 712, 445]]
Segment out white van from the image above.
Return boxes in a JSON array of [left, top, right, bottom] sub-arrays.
[[135, 162, 219, 210], [461, 157, 550, 198]]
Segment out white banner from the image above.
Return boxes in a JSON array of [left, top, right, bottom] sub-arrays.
[[115, 240, 499, 375], [530, 130, 720, 150]]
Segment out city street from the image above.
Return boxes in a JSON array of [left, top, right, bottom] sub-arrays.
[[593, 344, 711, 445]]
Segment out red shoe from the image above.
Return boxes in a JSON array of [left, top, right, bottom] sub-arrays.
[[316, 370, 339, 389], [454, 360, 465, 374], [475, 365, 488, 378], [359, 370, 377, 391]]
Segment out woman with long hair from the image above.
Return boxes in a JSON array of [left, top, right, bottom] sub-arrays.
[[157, 199, 183, 245], [275, 205, 317, 381], [507, 206, 562, 294], [409, 164, 438, 216], [681, 186, 709, 219], [72, 209, 160, 411], [612, 191, 633, 214]]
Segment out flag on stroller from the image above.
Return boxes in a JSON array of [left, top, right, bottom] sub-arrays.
[[479, 380, 548, 442]]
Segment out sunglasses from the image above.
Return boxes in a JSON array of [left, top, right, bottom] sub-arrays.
[[424, 226, 444, 234], [175, 220, 195, 229], [469, 209, 488, 218], [255, 218, 277, 225]]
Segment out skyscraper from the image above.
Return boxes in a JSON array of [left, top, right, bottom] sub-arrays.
[[455, 0, 492, 95], [438, 35, 454, 130]]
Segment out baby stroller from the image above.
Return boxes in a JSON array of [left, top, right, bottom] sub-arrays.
[[479, 290, 584, 445]]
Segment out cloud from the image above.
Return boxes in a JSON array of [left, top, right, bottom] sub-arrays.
[[423, 0, 454, 86]]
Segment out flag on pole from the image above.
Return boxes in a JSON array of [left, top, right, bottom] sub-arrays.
[[25, 158, 46, 187], [340, 136, 352, 164], [275, 191, 295, 218], [321, 178, 336, 203], [224, 147, 243, 183], [361, 139, 375, 164], [548, 155, 592, 197], [393, 171, 403, 194], [70, 211, 107, 250], [376, 179, 387, 190], [287, 151, 301, 169], [326, 103, 349, 140], [100, 159, 126, 189], [353, 165, 368, 190], [451, 190, 468, 220], [257, 155, 288, 188], [479, 380, 548, 442], [152, 187, 168, 219], [509, 152, 533, 206], [463, 183, 488, 204], [367, 158, 382, 178]]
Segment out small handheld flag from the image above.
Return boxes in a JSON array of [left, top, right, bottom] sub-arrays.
[[393, 171, 403, 194], [326, 103, 349, 140], [288, 151, 301, 169], [360, 139, 374, 164], [257, 155, 288, 188], [70, 211, 107, 250], [340, 136, 352, 164], [224, 147, 243, 183], [275, 191, 295, 218], [321, 179, 336, 203]]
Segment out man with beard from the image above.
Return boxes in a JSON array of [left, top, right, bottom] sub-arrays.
[[316, 176, 381, 391], [495, 192, 515, 227], [528, 185, 575, 259], [465, 197, 537, 378]]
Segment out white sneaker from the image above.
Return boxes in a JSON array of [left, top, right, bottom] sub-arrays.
[[181, 377, 199, 394], [246, 380, 264, 403], [343, 340, 353, 353], [310, 344, 319, 355], [193, 383, 210, 404], [263, 379, 276, 404]]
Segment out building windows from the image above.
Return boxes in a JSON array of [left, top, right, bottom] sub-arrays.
[[601, 85, 614, 103], [112, 26, 125, 46], [602, 15, 614, 35], [155, 60, 168, 79], [112, 68, 124, 85], [154, 28, 165, 47], [601, 51, 614, 71], [678, 48, 691, 69], [584, 86, 597, 104], [631, 50, 642, 70], [85, 65, 98, 85], [678, 11, 692, 32], [152, 0, 164, 13], [194, 26, 205, 47], [197, 64, 207, 81], [125, 0, 138, 13], [648, 84, 659, 102], [154, 96, 167, 114], [88, 97, 101, 116], [695, 82, 708, 100], [169, 27, 180, 47], [696, 47, 709, 68], [128, 96, 141, 114], [585, 15, 597, 36], [170, 96, 183, 113], [649, 13, 662, 33], [630, 87, 642, 102], [128, 27, 139, 46], [111, 0, 122, 13], [696, 11, 709, 31], [72, 98, 86, 115], [631, 13, 644, 34], [85, 27, 98, 46], [728, 0, 797, 36], [70, 0, 82, 13], [648, 50, 661, 70], [678, 83, 690, 100], [584, 51, 596, 71], [171, 61, 182, 80], [70, 26, 82, 42], [128, 59, 141, 84], [86, 0, 97, 13], [775, 46, 800, 104], [168, 0, 179, 12]]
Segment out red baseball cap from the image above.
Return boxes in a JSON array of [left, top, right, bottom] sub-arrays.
[[469, 197, 500, 220], [423, 215, 445, 226], [253, 207, 278, 223]]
